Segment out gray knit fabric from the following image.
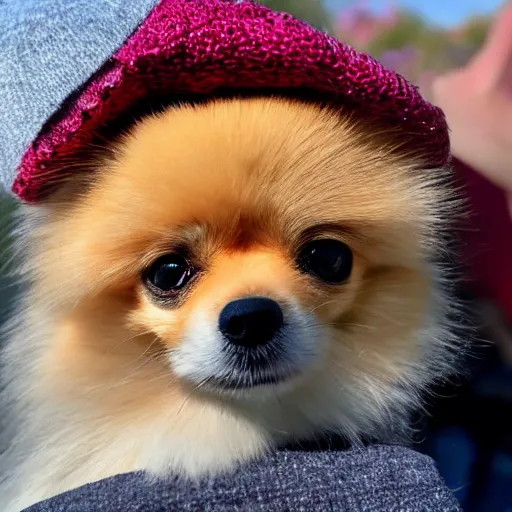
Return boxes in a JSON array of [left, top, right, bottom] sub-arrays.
[[25, 445, 461, 511], [0, 0, 159, 192]]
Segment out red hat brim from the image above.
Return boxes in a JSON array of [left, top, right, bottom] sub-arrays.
[[13, 0, 450, 202]]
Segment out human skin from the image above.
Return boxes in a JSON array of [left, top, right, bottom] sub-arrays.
[[427, 2, 512, 214]]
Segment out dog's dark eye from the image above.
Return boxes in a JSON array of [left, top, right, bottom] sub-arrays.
[[299, 239, 353, 284], [144, 254, 194, 295]]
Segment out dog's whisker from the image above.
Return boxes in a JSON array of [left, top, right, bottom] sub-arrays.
[[176, 378, 210, 417]]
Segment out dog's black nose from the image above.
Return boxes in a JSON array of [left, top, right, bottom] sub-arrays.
[[219, 297, 284, 348]]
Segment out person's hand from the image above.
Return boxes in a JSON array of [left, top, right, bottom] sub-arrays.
[[427, 2, 512, 207]]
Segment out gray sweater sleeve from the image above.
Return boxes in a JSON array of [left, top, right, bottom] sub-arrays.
[[0, 0, 159, 192], [25, 445, 461, 512]]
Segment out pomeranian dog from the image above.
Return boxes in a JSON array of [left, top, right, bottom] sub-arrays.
[[0, 97, 458, 510]]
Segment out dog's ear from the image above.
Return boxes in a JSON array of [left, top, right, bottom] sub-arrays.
[[28, 136, 119, 214], [0, 147, 97, 210]]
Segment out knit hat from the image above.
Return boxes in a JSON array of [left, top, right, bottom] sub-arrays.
[[4, 0, 450, 203]]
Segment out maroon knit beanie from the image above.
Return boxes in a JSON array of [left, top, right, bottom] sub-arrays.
[[13, 0, 450, 202]]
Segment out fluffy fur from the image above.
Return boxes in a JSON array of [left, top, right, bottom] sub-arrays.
[[0, 97, 459, 510]]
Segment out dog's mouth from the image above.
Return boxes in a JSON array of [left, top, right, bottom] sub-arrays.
[[205, 338, 302, 391], [171, 310, 322, 394], [173, 338, 304, 394], [202, 367, 298, 392]]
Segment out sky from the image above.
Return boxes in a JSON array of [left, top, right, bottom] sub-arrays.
[[325, 0, 504, 27]]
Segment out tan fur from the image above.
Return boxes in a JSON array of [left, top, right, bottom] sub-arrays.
[[0, 98, 458, 510]]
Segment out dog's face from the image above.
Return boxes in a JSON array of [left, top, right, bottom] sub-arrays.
[[31, 98, 452, 443]]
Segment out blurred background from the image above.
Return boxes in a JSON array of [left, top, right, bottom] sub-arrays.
[[263, 0, 498, 82], [1, 1, 511, 511]]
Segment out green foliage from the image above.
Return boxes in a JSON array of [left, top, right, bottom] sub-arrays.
[[260, 0, 333, 33], [0, 193, 18, 322], [459, 16, 490, 50], [367, 11, 426, 54], [0, 192, 17, 276], [351, 9, 489, 81], [367, 11, 449, 65]]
